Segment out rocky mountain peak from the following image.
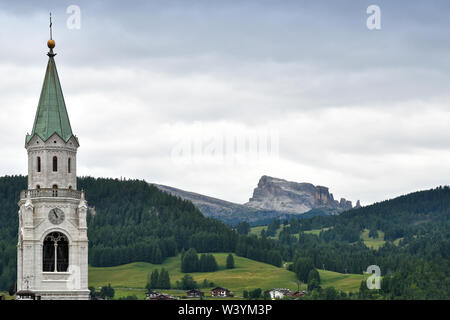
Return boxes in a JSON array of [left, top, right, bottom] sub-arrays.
[[245, 175, 356, 214]]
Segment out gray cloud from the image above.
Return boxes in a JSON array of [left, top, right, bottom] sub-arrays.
[[0, 0, 449, 205]]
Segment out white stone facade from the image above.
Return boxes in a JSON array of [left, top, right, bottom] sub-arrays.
[[26, 133, 78, 190], [17, 133, 89, 300]]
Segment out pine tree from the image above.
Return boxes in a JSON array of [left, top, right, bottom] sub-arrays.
[[307, 268, 321, 291], [236, 221, 250, 235], [198, 254, 217, 272], [226, 254, 235, 269], [307, 268, 321, 284], [181, 274, 198, 290], [206, 254, 218, 272], [369, 229, 379, 239], [294, 257, 314, 283], [181, 248, 199, 273], [150, 269, 159, 289], [153, 247, 163, 264], [158, 268, 171, 289], [199, 254, 208, 272]]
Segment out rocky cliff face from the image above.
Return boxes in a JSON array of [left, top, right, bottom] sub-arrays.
[[153, 176, 358, 224], [152, 184, 286, 224], [245, 176, 355, 214]]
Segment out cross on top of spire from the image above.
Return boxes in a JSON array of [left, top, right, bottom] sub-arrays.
[[47, 12, 56, 57], [49, 12, 53, 40]]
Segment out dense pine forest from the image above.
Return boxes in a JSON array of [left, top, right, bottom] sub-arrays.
[[0, 175, 449, 299], [0, 176, 281, 290], [279, 186, 450, 299], [0, 176, 23, 291], [80, 177, 236, 266]]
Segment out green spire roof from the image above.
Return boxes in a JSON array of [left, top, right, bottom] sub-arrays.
[[26, 54, 74, 144]]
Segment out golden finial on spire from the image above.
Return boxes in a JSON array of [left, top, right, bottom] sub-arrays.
[[47, 12, 55, 50]]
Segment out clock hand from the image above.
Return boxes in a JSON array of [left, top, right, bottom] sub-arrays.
[[54, 210, 58, 218]]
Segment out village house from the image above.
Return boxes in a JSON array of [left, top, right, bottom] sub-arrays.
[[187, 289, 204, 298], [269, 288, 292, 300], [146, 290, 177, 300], [147, 293, 177, 300], [146, 290, 159, 300], [211, 287, 231, 297]]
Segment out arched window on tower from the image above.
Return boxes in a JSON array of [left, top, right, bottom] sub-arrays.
[[52, 184, 58, 197], [68, 158, 71, 173], [53, 156, 58, 172], [37, 157, 41, 172], [42, 232, 69, 272]]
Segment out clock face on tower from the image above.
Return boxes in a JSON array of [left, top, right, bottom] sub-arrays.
[[48, 208, 65, 225]]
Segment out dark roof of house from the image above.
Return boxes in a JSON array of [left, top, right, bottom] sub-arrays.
[[16, 290, 36, 296], [212, 287, 229, 291], [187, 289, 203, 293], [287, 291, 305, 296]]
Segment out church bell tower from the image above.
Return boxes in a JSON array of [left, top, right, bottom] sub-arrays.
[[17, 19, 89, 300]]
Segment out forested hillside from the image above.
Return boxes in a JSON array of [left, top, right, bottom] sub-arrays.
[[0, 176, 281, 290], [277, 186, 450, 299], [0, 176, 24, 291], [80, 177, 237, 266], [0, 176, 449, 299]]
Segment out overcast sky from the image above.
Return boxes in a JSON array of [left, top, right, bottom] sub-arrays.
[[0, 0, 449, 205]]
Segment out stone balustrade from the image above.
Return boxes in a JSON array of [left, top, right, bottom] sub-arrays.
[[20, 188, 82, 200]]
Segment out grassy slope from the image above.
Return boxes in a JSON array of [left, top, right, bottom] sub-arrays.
[[249, 225, 283, 239], [251, 224, 391, 250], [303, 227, 332, 236], [360, 229, 386, 250], [250, 225, 332, 239], [318, 270, 366, 292], [89, 253, 363, 300], [249, 225, 267, 236]]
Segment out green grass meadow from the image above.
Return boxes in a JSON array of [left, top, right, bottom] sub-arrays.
[[250, 224, 394, 251], [360, 229, 386, 250], [249, 225, 332, 239], [89, 253, 364, 300]]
